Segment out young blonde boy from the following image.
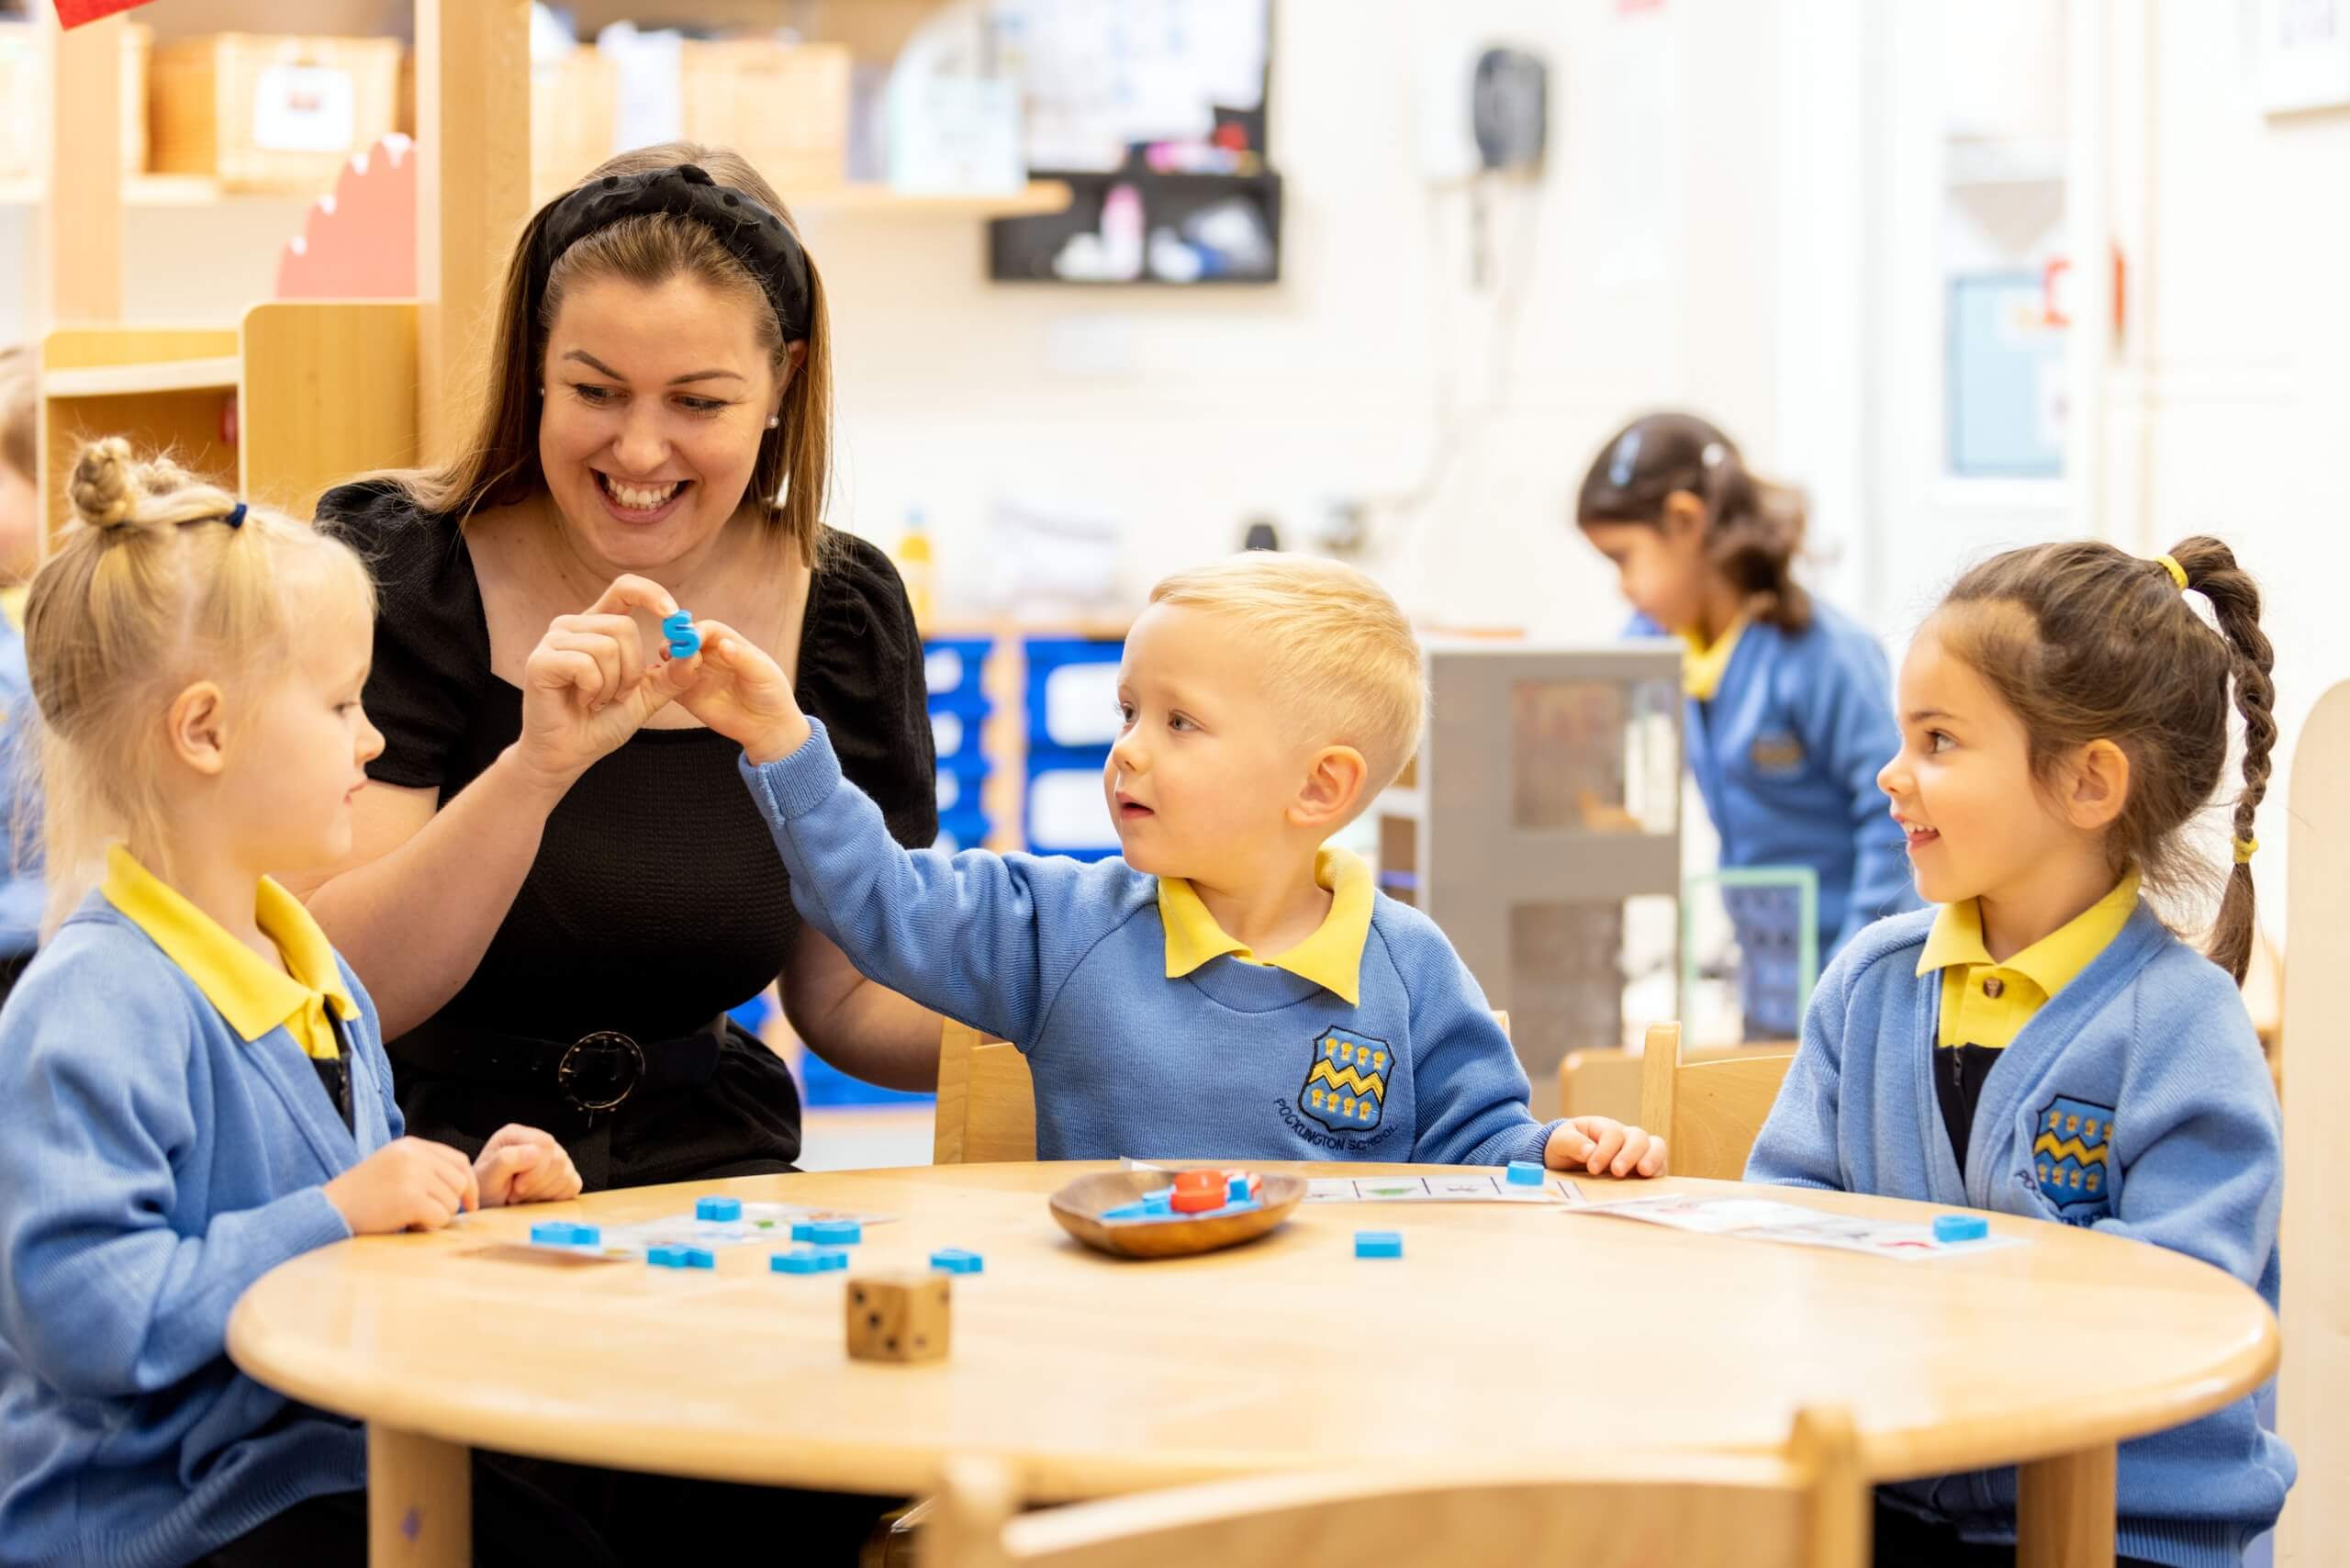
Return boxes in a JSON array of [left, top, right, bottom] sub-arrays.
[[682, 554, 1666, 1175]]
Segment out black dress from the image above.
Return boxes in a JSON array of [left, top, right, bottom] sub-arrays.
[[319, 483, 938, 1189]]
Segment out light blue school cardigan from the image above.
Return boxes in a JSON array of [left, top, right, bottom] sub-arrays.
[[0, 892, 398, 1568], [1747, 904, 2295, 1568]]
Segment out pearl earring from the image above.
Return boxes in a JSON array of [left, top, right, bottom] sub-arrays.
[[766, 415, 781, 430]]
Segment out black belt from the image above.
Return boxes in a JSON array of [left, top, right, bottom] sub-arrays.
[[392, 1014, 728, 1115]]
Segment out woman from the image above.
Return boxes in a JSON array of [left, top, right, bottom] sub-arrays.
[[305, 145, 941, 1192]]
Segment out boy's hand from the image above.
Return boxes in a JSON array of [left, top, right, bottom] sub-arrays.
[[324, 1137, 481, 1235], [473, 1124, 584, 1207], [1546, 1117, 1667, 1179], [675, 620, 811, 765]]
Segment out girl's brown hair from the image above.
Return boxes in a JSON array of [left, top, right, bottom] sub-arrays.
[[1936, 537, 2274, 983], [375, 142, 834, 566], [27, 438, 375, 932], [1576, 411, 1811, 632]]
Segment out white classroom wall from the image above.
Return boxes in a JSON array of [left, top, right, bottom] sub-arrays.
[[811, 0, 1789, 642], [8, 0, 2342, 922], [2106, 0, 2350, 939]]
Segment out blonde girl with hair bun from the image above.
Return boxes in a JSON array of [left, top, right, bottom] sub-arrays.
[[0, 440, 602, 1568]]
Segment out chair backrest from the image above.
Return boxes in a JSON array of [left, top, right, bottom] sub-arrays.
[[921, 1406, 1866, 1568], [932, 1012, 1513, 1166], [1559, 1039, 1797, 1128], [1638, 1021, 1797, 1181], [934, 1019, 1038, 1164], [2280, 679, 2350, 1562]]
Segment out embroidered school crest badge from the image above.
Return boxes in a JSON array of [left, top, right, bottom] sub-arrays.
[[1300, 1028, 1391, 1135], [1749, 732, 1806, 772], [2031, 1095, 2117, 1215]]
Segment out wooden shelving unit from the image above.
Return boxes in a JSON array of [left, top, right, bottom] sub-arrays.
[[6, 175, 1072, 219], [26, 0, 1062, 539], [37, 304, 418, 547]]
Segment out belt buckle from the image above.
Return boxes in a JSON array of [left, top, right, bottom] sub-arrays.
[[556, 1030, 644, 1114]]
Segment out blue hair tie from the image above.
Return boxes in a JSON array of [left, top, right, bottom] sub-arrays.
[[1607, 430, 1643, 487], [224, 503, 246, 530]]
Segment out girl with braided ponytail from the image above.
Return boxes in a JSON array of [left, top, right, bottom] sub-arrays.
[[0, 441, 600, 1568], [1749, 537, 2293, 1566]]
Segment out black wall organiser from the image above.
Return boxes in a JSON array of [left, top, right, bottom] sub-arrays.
[[988, 15, 1281, 288]]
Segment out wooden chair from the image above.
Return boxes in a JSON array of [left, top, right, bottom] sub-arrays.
[[920, 1406, 1866, 1568], [932, 1014, 1514, 1166], [934, 1019, 1039, 1164], [2279, 680, 2350, 1562], [1559, 1039, 1798, 1128], [1637, 1021, 1797, 1182]]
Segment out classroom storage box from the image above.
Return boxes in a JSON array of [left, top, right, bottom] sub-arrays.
[[934, 757, 991, 817], [150, 33, 403, 190], [923, 637, 995, 708], [798, 1047, 934, 1108], [1023, 637, 1125, 752], [934, 805, 992, 856], [0, 22, 149, 180], [929, 701, 990, 767], [678, 39, 849, 196], [1025, 749, 1118, 859]]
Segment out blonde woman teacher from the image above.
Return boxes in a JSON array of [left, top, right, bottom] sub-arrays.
[[302, 147, 941, 1194]]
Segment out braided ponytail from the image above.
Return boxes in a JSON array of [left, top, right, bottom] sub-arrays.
[[2167, 537, 2274, 983]]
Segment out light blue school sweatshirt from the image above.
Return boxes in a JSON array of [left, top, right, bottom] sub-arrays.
[[0, 895, 399, 1568], [0, 617, 45, 957], [1634, 601, 1919, 1034], [740, 718, 1564, 1165], [1747, 905, 2294, 1568]]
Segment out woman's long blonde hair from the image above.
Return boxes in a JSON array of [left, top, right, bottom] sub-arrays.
[[375, 142, 834, 566], [26, 438, 375, 932]]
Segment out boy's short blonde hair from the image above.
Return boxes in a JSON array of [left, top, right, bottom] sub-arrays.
[[1147, 554, 1425, 790]]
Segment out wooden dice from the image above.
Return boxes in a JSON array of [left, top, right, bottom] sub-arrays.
[[845, 1271, 951, 1363]]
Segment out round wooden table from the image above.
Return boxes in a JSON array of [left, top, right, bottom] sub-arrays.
[[228, 1164, 2277, 1566]]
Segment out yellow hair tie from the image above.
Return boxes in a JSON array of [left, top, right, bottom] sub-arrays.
[[2234, 835, 2259, 864], [2154, 554, 2188, 591]]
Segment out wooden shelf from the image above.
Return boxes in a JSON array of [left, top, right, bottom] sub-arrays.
[[43, 355, 241, 397], [6, 177, 1071, 218], [0, 174, 317, 207], [794, 181, 1073, 218]]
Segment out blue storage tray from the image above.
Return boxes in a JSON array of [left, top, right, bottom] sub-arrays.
[[1024, 637, 1125, 751], [923, 638, 995, 706], [929, 705, 989, 764], [1025, 751, 1120, 857], [934, 806, 992, 854], [934, 756, 991, 815], [799, 1049, 936, 1108]]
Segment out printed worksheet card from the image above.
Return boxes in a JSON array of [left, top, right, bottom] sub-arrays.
[[1120, 1159, 1584, 1205], [1564, 1193, 2024, 1260]]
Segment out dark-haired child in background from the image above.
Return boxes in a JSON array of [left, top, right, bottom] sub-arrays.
[[1576, 410, 1919, 1037]]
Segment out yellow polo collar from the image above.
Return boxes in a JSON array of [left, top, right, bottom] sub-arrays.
[[101, 844, 357, 1060], [1918, 869, 2141, 994], [1159, 846, 1375, 1006], [1681, 614, 1749, 700]]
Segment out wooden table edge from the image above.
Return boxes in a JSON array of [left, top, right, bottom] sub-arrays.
[[223, 1165, 2287, 1500]]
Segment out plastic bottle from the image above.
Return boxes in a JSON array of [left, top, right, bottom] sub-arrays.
[[897, 507, 935, 628]]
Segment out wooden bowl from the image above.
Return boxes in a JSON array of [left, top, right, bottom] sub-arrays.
[[1048, 1169, 1308, 1260]]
